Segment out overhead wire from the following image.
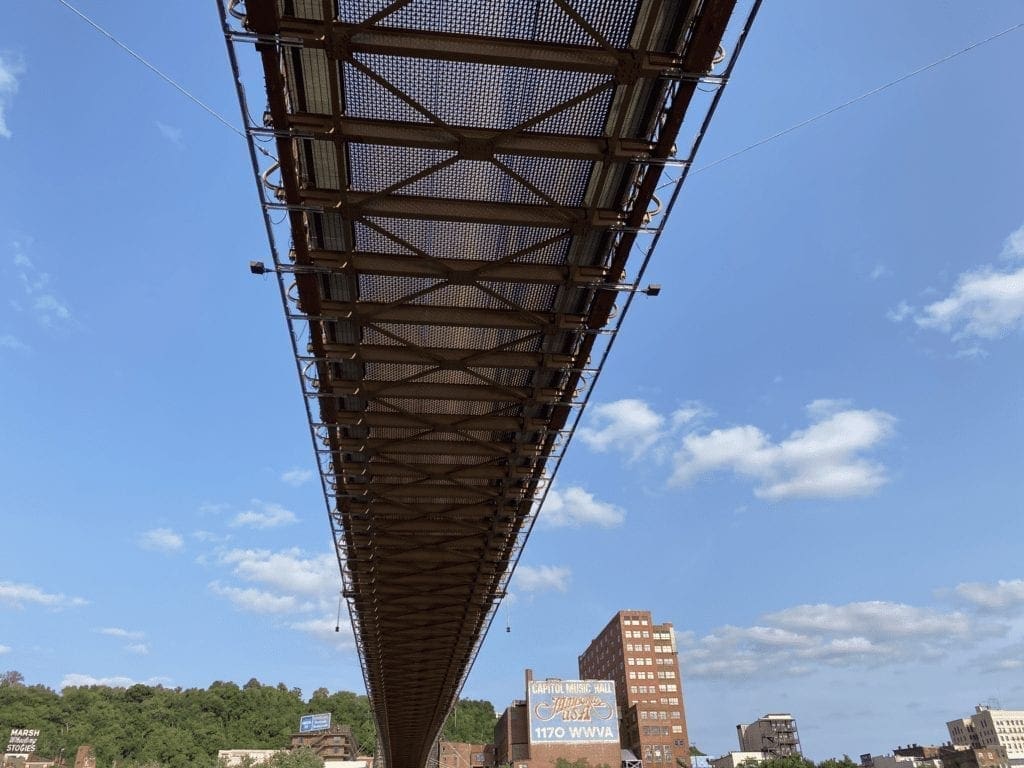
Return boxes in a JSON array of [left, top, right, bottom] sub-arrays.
[[693, 20, 1024, 175], [54, 0, 277, 161]]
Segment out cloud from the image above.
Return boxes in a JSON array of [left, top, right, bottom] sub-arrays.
[[513, 564, 570, 593], [217, 547, 338, 596], [539, 486, 624, 528], [10, 241, 74, 327], [0, 645, 10, 654], [0, 333, 29, 351], [125, 643, 149, 655], [764, 601, 971, 641], [281, 468, 314, 486], [155, 121, 183, 145], [909, 223, 1024, 341], [0, 580, 88, 609], [870, 264, 892, 280], [230, 500, 298, 529], [60, 673, 169, 690], [887, 300, 913, 323], [953, 580, 1024, 612], [289, 617, 357, 651], [679, 598, 978, 681], [209, 582, 311, 614], [578, 399, 665, 458], [138, 527, 184, 552], [98, 627, 144, 640], [0, 54, 23, 139], [670, 401, 896, 499]]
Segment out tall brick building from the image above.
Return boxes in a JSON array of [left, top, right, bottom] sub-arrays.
[[578, 610, 689, 766]]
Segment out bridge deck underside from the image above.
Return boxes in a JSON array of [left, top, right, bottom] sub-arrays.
[[238, 1, 736, 767]]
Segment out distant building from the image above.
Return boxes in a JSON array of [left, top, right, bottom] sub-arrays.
[[436, 741, 492, 768], [217, 749, 280, 766], [493, 670, 624, 768], [948, 706, 1024, 766], [859, 751, 941, 768], [291, 724, 360, 763], [736, 715, 800, 758], [708, 751, 764, 768], [939, 745, 1010, 768], [579, 610, 690, 765]]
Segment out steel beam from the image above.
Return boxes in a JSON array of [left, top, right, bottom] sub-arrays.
[[286, 114, 655, 162], [316, 299, 586, 330]]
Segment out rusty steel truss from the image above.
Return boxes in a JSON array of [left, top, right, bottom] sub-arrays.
[[219, 2, 757, 767]]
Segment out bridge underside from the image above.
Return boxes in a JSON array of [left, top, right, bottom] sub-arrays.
[[223, 1, 742, 767]]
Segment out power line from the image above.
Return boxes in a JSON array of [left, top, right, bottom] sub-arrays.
[[54, 0, 274, 158], [694, 20, 1024, 174]]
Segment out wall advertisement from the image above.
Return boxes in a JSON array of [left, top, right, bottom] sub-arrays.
[[527, 679, 619, 744], [5, 727, 40, 759]]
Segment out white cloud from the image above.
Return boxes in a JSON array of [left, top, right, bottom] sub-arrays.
[[218, 547, 338, 596], [0, 580, 88, 609], [125, 643, 149, 655], [98, 627, 144, 640], [1003, 223, 1024, 260], [764, 601, 971, 641], [209, 582, 311, 614], [578, 399, 665, 458], [670, 401, 895, 500], [155, 120, 183, 145], [11, 241, 74, 327], [539, 486, 624, 528], [138, 527, 184, 552], [909, 223, 1024, 341], [230, 500, 298, 529], [0, 645, 10, 654], [513, 564, 570, 593], [915, 265, 1024, 339], [0, 334, 28, 351], [954, 580, 1024, 612], [870, 264, 892, 280], [0, 54, 23, 139], [887, 300, 913, 323], [680, 598, 978, 681], [290, 617, 357, 651], [281, 468, 314, 486], [60, 673, 168, 689]]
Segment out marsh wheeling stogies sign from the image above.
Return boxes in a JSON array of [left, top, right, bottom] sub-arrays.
[[5, 727, 40, 758], [299, 713, 332, 733], [527, 679, 619, 744]]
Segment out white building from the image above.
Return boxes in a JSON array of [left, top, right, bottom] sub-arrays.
[[217, 749, 280, 766], [710, 751, 765, 768], [948, 706, 1024, 765]]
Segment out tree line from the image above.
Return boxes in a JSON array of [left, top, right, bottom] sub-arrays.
[[0, 671, 496, 768]]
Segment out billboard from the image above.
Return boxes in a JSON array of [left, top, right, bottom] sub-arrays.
[[527, 679, 619, 744], [299, 713, 332, 733], [5, 727, 40, 759]]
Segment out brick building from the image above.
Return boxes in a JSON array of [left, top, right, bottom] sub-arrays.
[[437, 741, 492, 768], [494, 670, 623, 768], [290, 724, 359, 762], [578, 610, 689, 766]]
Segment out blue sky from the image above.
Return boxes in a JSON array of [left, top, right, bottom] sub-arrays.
[[2, 1, 1023, 762]]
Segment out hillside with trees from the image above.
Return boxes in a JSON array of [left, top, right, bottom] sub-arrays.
[[0, 672, 495, 768]]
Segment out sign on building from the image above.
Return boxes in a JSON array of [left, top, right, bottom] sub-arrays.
[[5, 727, 41, 759], [527, 679, 619, 744], [299, 713, 332, 733]]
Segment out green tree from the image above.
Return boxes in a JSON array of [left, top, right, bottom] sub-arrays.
[[819, 756, 858, 768], [267, 747, 325, 768], [442, 699, 497, 744]]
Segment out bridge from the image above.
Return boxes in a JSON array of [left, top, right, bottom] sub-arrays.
[[218, 2, 757, 767]]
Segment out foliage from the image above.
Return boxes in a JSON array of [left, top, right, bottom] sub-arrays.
[[1, 670, 26, 687], [554, 759, 611, 768], [441, 699, 498, 744], [818, 757, 858, 768], [739, 758, 817, 768], [0, 672, 398, 768], [691, 746, 707, 756], [267, 747, 325, 768]]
